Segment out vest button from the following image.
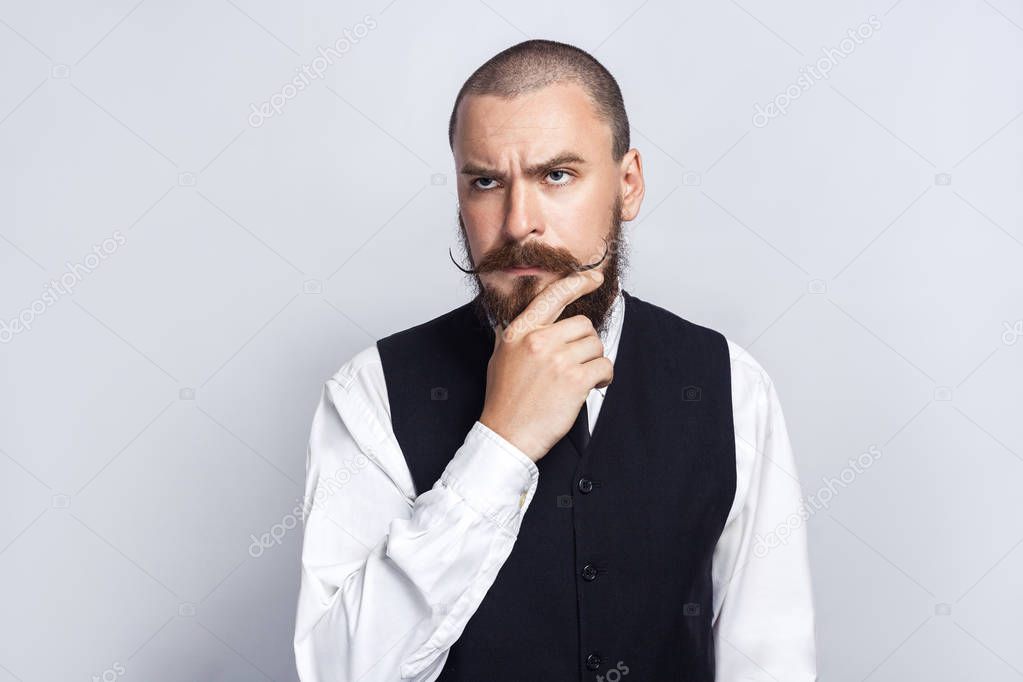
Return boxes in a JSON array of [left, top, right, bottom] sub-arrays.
[[585, 652, 602, 670], [577, 477, 594, 494], [581, 563, 598, 581]]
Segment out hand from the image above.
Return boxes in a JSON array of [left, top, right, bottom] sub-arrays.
[[479, 269, 614, 463]]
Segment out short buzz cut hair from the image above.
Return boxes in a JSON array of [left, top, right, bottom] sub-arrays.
[[447, 39, 631, 162]]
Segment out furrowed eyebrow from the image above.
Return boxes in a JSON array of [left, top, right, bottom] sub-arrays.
[[459, 152, 587, 181]]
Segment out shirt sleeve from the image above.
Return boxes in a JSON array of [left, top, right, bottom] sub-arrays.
[[293, 354, 540, 681], [711, 344, 818, 681]]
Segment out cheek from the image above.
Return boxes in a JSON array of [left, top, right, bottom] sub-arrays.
[[460, 208, 498, 249], [546, 193, 606, 245], [468, 230, 502, 260]]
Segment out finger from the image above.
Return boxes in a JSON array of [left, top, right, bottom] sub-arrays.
[[563, 334, 605, 365], [509, 269, 603, 336], [583, 355, 614, 390], [541, 314, 598, 344]]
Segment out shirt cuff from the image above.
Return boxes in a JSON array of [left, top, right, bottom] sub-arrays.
[[440, 420, 540, 532]]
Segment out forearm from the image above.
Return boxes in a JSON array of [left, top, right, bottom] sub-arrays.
[[294, 391, 538, 682]]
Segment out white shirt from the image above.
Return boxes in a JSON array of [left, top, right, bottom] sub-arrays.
[[293, 288, 817, 681]]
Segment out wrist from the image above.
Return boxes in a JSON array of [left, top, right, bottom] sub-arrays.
[[479, 411, 544, 462]]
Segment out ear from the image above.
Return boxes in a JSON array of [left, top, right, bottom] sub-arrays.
[[619, 149, 645, 221]]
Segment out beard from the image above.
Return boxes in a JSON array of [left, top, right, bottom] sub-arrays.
[[457, 194, 628, 337]]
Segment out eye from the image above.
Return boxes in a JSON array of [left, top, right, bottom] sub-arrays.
[[546, 169, 573, 186], [471, 177, 499, 191]]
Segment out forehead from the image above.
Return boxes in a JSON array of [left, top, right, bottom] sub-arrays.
[[453, 80, 612, 163]]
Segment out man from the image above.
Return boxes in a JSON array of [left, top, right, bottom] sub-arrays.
[[294, 39, 816, 681]]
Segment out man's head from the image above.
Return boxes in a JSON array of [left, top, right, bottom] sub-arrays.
[[448, 39, 645, 336]]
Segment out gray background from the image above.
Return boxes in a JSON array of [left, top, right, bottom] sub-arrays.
[[2, 0, 1021, 680]]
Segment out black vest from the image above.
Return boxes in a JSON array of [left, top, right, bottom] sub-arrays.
[[376, 289, 737, 681]]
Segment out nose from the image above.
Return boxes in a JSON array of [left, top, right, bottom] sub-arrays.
[[502, 179, 545, 242]]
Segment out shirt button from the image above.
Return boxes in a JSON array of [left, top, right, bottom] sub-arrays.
[[585, 652, 602, 670], [577, 477, 594, 494], [581, 563, 598, 581]]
